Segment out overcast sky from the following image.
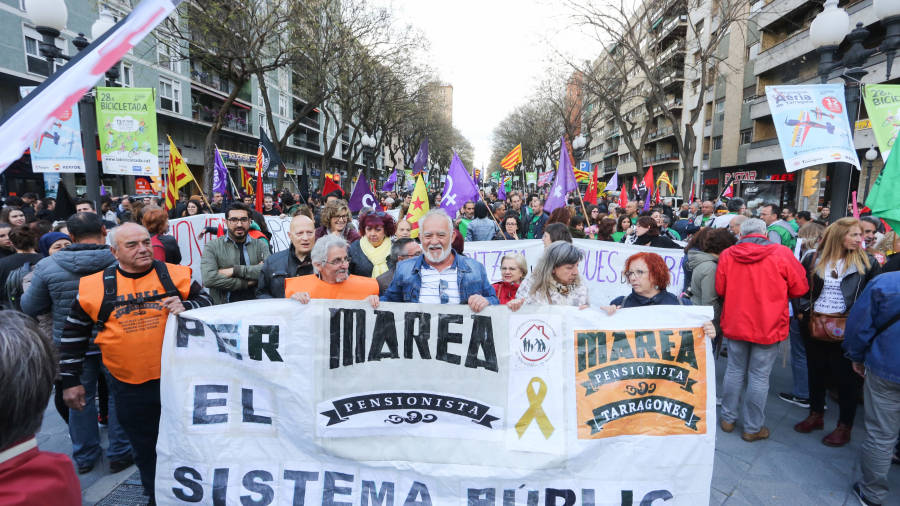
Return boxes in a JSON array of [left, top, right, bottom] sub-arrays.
[[380, 0, 602, 170]]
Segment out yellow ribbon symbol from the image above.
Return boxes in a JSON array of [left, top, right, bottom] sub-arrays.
[[515, 377, 555, 439]]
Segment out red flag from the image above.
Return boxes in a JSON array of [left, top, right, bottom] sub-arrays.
[[689, 183, 695, 203], [655, 186, 661, 204], [643, 166, 655, 193], [255, 145, 264, 212], [618, 182, 628, 209], [631, 177, 638, 191], [584, 164, 599, 205], [216, 222, 224, 237]]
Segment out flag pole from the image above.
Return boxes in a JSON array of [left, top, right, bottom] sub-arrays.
[[187, 167, 213, 211], [477, 189, 503, 228]]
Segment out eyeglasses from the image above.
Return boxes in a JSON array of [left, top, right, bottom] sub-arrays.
[[438, 278, 449, 304], [333, 214, 349, 221], [624, 269, 648, 279], [325, 256, 351, 266], [227, 217, 250, 223]]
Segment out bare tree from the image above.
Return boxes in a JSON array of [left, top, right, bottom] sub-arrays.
[[568, 0, 750, 195], [160, 0, 305, 192], [490, 98, 561, 184]]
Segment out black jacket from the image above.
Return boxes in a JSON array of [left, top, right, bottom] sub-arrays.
[[634, 233, 681, 249], [255, 245, 313, 298], [794, 252, 881, 314]]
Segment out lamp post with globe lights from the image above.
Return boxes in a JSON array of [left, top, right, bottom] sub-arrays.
[[360, 133, 376, 187], [863, 146, 879, 201], [809, 0, 900, 220], [24, 0, 124, 209]]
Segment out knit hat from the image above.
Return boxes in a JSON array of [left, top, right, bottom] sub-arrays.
[[39, 231, 71, 257]]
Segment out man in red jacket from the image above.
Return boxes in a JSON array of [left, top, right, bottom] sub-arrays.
[[716, 218, 808, 442]]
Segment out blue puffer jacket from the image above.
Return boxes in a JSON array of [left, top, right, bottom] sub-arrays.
[[21, 243, 116, 344], [843, 272, 900, 384], [381, 253, 499, 305]]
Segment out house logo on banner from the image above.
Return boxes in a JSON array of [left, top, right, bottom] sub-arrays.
[[514, 319, 555, 366], [574, 327, 707, 438]]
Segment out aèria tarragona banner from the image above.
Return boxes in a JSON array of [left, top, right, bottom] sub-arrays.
[[168, 214, 685, 306], [156, 299, 714, 505], [765, 84, 860, 172]]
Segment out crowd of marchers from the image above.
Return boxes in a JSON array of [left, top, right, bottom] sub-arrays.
[[0, 184, 898, 506]]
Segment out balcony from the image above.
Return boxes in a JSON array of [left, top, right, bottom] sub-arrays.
[[604, 129, 621, 140], [643, 152, 680, 166], [190, 93, 250, 134], [655, 15, 687, 44], [292, 127, 320, 151], [660, 71, 685, 90], [647, 126, 676, 141], [656, 40, 685, 65]]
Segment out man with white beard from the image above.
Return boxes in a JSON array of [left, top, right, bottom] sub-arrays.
[[381, 209, 498, 312]]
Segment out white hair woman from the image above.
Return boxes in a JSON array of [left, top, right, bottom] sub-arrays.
[[492, 253, 527, 304], [509, 241, 588, 310]]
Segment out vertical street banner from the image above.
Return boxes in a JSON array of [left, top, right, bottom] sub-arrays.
[[765, 84, 860, 172], [95, 87, 160, 176], [157, 301, 714, 505], [862, 84, 900, 161], [19, 87, 85, 173], [525, 170, 537, 185]]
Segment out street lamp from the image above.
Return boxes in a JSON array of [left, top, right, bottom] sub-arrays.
[[864, 146, 878, 201], [810, 0, 900, 219], [360, 133, 376, 184]]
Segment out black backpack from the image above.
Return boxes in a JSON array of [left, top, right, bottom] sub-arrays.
[[5, 262, 35, 311], [95, 260, 181, 329]]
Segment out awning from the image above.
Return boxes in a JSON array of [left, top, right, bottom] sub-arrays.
[[651, 17, 663, 30]]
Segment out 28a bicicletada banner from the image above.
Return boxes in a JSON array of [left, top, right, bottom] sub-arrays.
[[156, 300, 715, 505]]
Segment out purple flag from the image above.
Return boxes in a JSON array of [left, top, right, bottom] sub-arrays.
[[544, 137, 577, 212], [348, 173, 382, 212], [606, 171, 618, 194], [213, 146, 228, 195], [497, 175, 507, 200], [411, 139, 428, 175], [382, 169, 397, 192], [440, 152, 479, 218], [643, 183, 652, 211]]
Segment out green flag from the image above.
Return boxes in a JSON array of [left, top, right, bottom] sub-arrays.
[[866, 140, 900, 231], [862, 84, 900, 161]]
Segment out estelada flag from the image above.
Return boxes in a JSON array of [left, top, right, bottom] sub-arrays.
[[166, 136, 194, 210], [573, 168, 591, 182], [657, 170, 675, 194], [240, 166, 253, 194], [404, 174, 430, 239], [500, 144, 522, 171]]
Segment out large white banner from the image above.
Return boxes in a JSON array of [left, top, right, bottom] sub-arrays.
[[157, 300, 714, 505], [465, 239, 685, 308], [168, 215, 684, 306]]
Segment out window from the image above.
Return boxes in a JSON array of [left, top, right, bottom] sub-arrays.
[[712, 136, 723, 150], [278, 93, 288, 117], [158, 77, 181, 113], [24, 29, 64, 77], [740, 129, 752, 144], [157, 42, 178, 73], [694, 19, 704, 36], [278, 69, 289, 90], [121, 62, 133, 87], [715, 99, 725, 122], [258, 113, 266, 135]]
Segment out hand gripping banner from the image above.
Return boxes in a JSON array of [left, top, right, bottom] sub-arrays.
[[157, 300, 715, 505]]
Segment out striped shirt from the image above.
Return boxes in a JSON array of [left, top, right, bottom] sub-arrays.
[[419, 265, 459, 304]]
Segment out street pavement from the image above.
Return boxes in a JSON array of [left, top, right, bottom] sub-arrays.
[[36, 341, 900, 505]]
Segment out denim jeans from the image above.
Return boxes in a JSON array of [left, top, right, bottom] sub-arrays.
[[720, 338, 779, 433], [108, 375, 160, 499], [788, 317, 809, 398], [69, 355, 132, 466], [859, 372, 900, 504]]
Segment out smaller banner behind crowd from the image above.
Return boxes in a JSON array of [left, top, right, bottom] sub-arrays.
[[157, 300, 714, 505], [169, 215, 686, 306]]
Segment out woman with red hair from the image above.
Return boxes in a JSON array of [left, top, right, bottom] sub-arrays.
[[349, 212, 396, 278], [601, 251, 716, 337]]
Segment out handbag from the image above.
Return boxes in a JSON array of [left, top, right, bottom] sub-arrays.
[[809, 311, 848, 342]]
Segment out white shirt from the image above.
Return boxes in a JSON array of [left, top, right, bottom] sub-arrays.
[[814, 260, 847, 314], [419, 264, 459, 304], [712, 213, 737, 229]]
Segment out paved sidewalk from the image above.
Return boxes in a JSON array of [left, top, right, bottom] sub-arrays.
[[36, 343, 900, 505]]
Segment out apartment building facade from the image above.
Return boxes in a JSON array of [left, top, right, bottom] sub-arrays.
[[0, 0, 376, 197]]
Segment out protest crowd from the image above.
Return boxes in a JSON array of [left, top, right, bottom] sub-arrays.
[[0, 170, 899, 506]]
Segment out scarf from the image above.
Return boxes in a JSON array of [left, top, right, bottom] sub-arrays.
[[360, 237, 391, 277]]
